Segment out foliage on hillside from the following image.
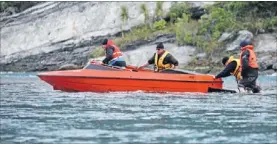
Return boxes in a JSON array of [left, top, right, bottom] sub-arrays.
[[0, 2, 40, 14], [174, 1, 277, 57], [89, 2, 277, 59]]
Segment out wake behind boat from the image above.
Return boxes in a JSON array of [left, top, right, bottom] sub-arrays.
[[37, 62, 236, 93]]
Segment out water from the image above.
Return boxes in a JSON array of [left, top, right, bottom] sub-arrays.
[[0, 73, 276, 144]]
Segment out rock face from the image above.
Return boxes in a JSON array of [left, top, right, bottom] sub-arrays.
[[224, 31, 277, 53], [273, 63, 277, 71], [0, 1, 214, 72], [218, 32, 235, 43], [124, 43, 195, 67], [122, 34, 176, 51], [59, 64, 82, 70], [225, 30, 253, 51], [258, 54, 277, 71], [254, 33, 277, 52], [258, 55, 273, 71], [1, 1, 276, 74], [0, 34, 186, 72], [0, 2, 173, 64], [78, 34, 195, 68], [0, 36, 104, 72]]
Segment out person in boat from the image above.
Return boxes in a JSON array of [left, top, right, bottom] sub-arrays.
[[215, 56, 242, 81], [238, 40, 261, 93], [138, 42, 179, 72], [101, 38, 126, 67]]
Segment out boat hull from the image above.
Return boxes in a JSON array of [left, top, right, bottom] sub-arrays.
[[38, 69, 223, 93]]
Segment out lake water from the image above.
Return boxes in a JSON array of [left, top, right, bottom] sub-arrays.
[[0, 73, 276, 144]]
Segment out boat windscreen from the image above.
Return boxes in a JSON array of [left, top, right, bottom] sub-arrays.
[[84, 64, 121, 71], [159, 69, 200, 75]]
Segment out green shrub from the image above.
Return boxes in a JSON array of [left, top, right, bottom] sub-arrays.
[[271, 17, 277, 26], [175, 13, 193, 45], [221, 1, 277, 19], [140, 4, 150, 27], [264, 16, 277, 31], [155, 1, 164, 19], [120, 6, 129, 38], [153, 19, 166, 30], [183, 33, 193, 45], [90, 1, 277, 62], [90, 47, 104, 58], [217, 2, 277, 33], [0, 2, 40, 13], [168, 2, 190, 23]]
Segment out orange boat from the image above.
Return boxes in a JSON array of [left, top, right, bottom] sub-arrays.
[[37, 63, 236, 93]]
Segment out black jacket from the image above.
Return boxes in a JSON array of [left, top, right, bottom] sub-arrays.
[[102, 46, 115, 64], [241, 50, 258, 77], [215, 61, 237, 79], [148, 51, 179, 66]]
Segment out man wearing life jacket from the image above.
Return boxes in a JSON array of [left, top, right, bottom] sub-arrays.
[[101, 39, 126, 67], [138, 42, 179, 72], [238, 40, 261, 93], [215, 56, 242, 80]]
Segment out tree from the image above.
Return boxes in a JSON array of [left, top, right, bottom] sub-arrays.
[[120, 6, 129, 38], [140, 3, 149, 27], [168, 2, 190, 23], [155, 1, 164, 20]]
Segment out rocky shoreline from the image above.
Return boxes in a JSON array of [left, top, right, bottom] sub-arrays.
[[1, 2, 276, 75], [1, 33, 276, 76]]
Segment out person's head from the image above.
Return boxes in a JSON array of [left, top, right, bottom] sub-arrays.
[[102, 38, 108, 48], [239, 40, 251, 49], [156, 42, 164, 54], [222, 56, 229, 66]]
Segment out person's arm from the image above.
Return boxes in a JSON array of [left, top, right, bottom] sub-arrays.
[[102, 46, 114, 64], [138, 54, 155, 69], [241, 50, 250, 75], [139, 63, 149, 69], [170, 55, 179, 68], [166, 53, 179, 68], [215, 61, 237, 79]]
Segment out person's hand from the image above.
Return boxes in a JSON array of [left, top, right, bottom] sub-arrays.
[[90, 59, 96, 64], [137, 66, 143, 70]]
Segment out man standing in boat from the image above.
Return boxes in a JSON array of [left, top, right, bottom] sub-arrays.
[[215, 56, 242, 81], [238, 40, 261, 93], [138, 42, 179, 72], [101, 39, 127, 67]]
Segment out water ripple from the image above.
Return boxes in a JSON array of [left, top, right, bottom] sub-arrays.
[[0, 74, 276, 143]]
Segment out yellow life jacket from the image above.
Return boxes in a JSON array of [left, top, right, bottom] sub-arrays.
[[225, 56, 242, 80], [154, 50, 174, 72]]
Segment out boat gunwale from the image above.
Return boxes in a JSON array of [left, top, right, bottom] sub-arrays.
[[38, 75, 223, 83]]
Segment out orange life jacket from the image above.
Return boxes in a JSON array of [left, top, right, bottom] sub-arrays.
[[239, 45, 258, 71], [105, 40, 123, 59]]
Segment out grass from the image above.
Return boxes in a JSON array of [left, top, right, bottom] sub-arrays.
[[114, 24, 176, 50]]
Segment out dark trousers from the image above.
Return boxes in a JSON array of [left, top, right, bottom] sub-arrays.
[[239, 69, 261, 93]]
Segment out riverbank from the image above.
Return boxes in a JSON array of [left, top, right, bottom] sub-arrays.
[[0, 2, 276, 74]]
